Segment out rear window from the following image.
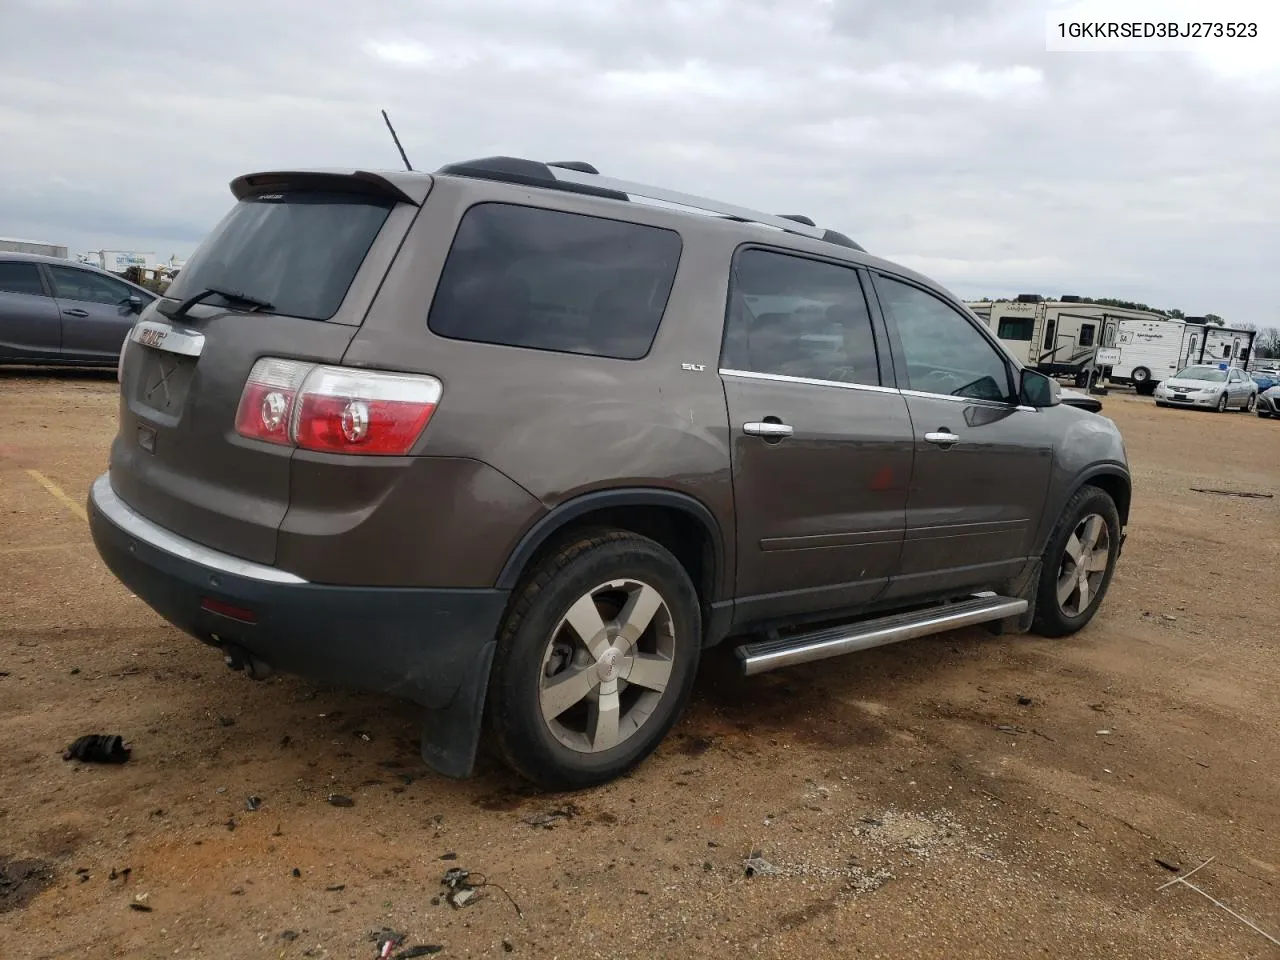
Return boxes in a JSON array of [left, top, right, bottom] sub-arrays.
[[996, 317, 1034, 341], [0, 261, 45, 296], [165, 192, 393, 321], [427, 203, 682, 360]]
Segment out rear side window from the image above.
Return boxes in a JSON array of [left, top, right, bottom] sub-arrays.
[[48, 266, 134, 305], [428, 203, 682, 360], [721, 248, 880, 386], [0, 261, 45, 296], [165, 192, 393, 321]]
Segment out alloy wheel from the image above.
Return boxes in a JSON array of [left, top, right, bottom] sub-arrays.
[[538, 579, 676, 754], [1055, 514, 1111, 618]]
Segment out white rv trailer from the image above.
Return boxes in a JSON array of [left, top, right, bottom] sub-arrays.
[[1087, 317, 1256, 393], [965, 296, 1169, 385]]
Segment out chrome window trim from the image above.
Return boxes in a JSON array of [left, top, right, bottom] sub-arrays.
[[718, 368, 899, 395]]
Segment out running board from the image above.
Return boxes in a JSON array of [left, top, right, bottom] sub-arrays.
[[735, 595, 1028, 676]]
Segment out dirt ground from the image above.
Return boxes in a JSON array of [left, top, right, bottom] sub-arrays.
[[1, 371, 1277, 960]]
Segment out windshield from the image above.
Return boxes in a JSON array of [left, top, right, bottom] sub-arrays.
[[166, 192, 393, 321], [1172, 366, 1227, 382]]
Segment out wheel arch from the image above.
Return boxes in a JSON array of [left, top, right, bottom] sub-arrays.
[[1037, 465, 1131, 556], [496, 487, 729, 607]]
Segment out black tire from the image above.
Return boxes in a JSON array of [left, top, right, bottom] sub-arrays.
[[1215, 393, 1228, 412], [1131, 367, 1151, 387], [1258, 410, 1272, 419], [1134, 380, 1156, 397], [487, 530, 701, 791], [1032, 486, 1122, 638], [1241, 394, 1255, 413]]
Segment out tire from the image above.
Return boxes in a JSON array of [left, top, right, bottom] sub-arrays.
[[1215, 393, 1228, 412], [487, 530, 701, 791], [1131, 367, 1151, 388], [1259, 410, 1272, 419], [1134, 381, 1156, 397], [1032, 486, 1122, 638], [1241, 394, 1255, 413]]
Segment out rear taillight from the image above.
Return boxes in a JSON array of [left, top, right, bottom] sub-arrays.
[[234, 358, 441, 456]]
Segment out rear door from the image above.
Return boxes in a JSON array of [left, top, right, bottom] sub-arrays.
[[45, 265, 147, 362], [868, 272, 1054, 600], [721, 247, 914, 627], [0, 258, 61, 361], [110, 176, 423, 565]]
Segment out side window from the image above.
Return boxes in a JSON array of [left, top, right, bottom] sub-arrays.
[[48, 267, 133, 306], [1042, 317, 1057, 350], [996, 316, 1034, 341], [875, 276, 1012, 402], [428, 203, 682, 361], [0, 261, 46, 296], [721, 248, 880, 386], [1078, 323, 1096, 347]]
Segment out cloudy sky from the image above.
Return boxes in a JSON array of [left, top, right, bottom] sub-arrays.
[[1, 0, 1277, 325]]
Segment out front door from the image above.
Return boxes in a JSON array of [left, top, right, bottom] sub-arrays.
[[45, 264, 144, 362], [869, 273, 1054, 600], [721, 248, 915, 628]]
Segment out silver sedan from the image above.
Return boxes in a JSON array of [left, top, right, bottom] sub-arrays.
[[1153, 365, 1257, 412]]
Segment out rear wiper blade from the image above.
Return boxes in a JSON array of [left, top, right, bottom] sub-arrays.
[[171, 286, 275, 320]]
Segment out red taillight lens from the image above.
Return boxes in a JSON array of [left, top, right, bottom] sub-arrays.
[[293, 366, 440, 455], [234, 358, 311, 446], [234, 359, 441, 456]]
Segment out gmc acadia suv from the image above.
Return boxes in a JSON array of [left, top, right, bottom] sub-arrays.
[[87, 157, 1130, 790]]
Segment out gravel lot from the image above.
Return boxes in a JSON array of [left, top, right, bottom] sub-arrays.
[[1, 371, 1277, 960]]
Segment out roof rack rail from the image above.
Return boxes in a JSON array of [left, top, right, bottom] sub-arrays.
[[434, 156, 866, 253]]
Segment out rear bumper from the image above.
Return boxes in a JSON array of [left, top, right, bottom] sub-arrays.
[[87, 473, 509, 713]]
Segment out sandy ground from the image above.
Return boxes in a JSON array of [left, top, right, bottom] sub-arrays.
[[1, 370, 1277, 960]]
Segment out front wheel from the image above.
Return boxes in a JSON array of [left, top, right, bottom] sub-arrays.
[[1032, 486, 1121, 638], [487, 530, 701, 791]]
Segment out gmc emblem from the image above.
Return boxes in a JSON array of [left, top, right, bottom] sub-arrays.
[[138, 328, 167, 348]]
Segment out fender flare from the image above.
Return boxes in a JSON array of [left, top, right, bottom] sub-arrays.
[[1037, 463, 1132, 555], [495, 487, 728, 599]]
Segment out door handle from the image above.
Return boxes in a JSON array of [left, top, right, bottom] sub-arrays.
[[743, 420, 794, 440], [924, 430, 960, 447], [63, 308, 90, 318]]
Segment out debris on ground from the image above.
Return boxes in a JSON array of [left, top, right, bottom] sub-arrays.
[[327, 794, 355, 808], [325, 884, 345, 892], [217, 714, 235, 727], [393, 946, 443, 958], [1155, 857, 1182, 872], [1190, 487, 1273, 500], [62, 734, 131, 763], [744, 856, 779, 877], [1016, 695, 1033, 706], [291, 868, 302, 878], [441, 867, 524, 919], [522, 804, 579, 829], [245, 795, 262, 812], [128, 902, 152, 913], [439, 852, 458, 861], [280, 930, 299, 941], [370, 928, 405, 958], [108, 867, 132, 882]]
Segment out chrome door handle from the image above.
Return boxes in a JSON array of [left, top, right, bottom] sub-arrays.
[[743, 421, 794, 439], [63, 308, 90, 318], [924, 430, 960, 446]]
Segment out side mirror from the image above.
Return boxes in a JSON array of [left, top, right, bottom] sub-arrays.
[[127, 295, 144, 313], [1020, 368, 1060, 407]]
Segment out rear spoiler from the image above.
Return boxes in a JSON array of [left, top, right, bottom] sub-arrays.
[[229, 169, 430, 206]]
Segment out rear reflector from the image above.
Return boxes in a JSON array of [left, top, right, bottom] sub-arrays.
[[234, 358, 441, 456], [201, 597, 258, 623]]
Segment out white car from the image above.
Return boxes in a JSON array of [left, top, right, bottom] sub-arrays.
[[1153, 364, 1257, 412], [1257, 385, 1280, 420]]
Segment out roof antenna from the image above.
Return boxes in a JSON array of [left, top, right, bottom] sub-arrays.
[[381, 109, 413, 171]]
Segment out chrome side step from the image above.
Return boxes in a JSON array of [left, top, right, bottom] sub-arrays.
[[735, 595, 1028, 676]]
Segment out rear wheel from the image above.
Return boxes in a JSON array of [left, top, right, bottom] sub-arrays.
[[487, 531, 701, 791], [1032, 486, 1121, 638], [1241, 394, 1256, 413], [1216, 393, 1228, 412]]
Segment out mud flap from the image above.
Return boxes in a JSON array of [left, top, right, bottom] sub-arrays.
[[419, 639, 496, 778], [990, 558, 1041, 635]]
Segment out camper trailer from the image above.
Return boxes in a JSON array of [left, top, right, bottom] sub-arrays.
[[966, 296, 1169, 385], [1099, 317, 1256, 393]]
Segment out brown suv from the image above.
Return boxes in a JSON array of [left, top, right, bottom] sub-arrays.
[[87, 157, 1130, 790]]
